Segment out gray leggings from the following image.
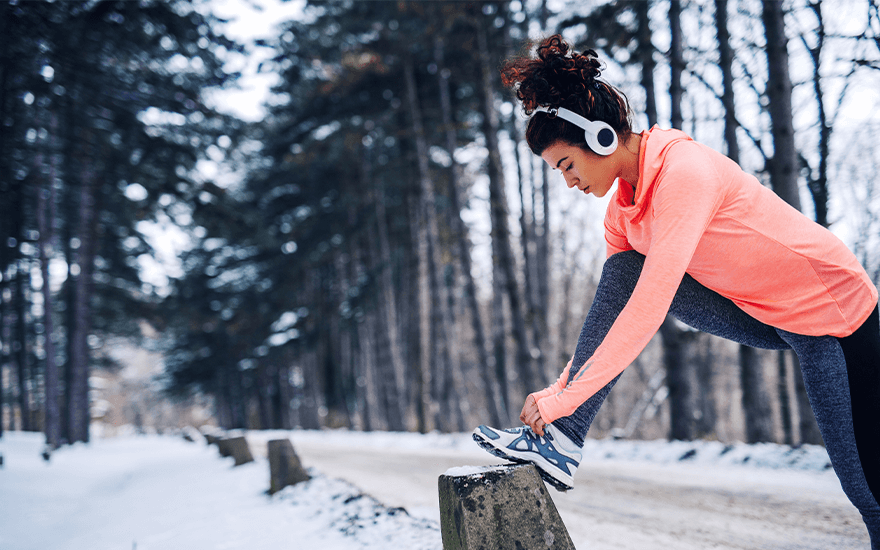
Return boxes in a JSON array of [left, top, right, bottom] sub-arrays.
[[553, 250, 880, 547]]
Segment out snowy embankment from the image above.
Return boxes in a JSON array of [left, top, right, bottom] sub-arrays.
[[0, 431, 439, 550], [0, 429, 836, 550]]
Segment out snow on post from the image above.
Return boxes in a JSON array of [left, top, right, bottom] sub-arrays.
[[438, 463, 574, 550], [267, 438, 310, 494]]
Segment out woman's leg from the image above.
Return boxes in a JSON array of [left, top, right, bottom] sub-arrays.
[[838, 306, 880, 507], [775, 325, 880, 548], [553, 250, 789, 446]]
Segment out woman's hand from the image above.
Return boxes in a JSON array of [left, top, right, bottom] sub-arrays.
[[520, 394, 546, 436]]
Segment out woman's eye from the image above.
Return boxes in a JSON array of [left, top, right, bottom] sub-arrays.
[[565, 163, 573, 171]]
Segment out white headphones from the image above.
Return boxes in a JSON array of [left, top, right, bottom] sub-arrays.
[[533, 106, 618, 156]]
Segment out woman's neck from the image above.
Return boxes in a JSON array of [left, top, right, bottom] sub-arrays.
[[620, 132, 642, 196]]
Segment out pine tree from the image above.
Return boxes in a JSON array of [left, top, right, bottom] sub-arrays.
[[0, 0, 236, 441]]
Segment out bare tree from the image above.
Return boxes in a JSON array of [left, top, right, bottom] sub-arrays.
[[477, 15, 536, 411], [404, 54, 466, 432], [38, 114, 60, 449], [67, 141, 100, 444], [363, 138, 410, 431], [434, 34, 506, 426]]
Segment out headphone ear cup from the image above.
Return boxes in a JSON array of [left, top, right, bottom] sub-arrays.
[[585, 122, 618, 156], [536, 106, 618, 156]]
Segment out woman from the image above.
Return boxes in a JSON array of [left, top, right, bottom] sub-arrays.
[[472, 35, 880, 547]]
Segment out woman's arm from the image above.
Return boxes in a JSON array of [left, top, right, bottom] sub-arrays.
[[536, 142, 727, 423], [528, 357, 574, 402]]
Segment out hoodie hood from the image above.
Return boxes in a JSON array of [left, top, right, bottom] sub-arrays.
[[614, 126, 694, 224]]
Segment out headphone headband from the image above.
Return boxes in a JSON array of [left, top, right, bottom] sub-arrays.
[[533, 106, 618, 156]]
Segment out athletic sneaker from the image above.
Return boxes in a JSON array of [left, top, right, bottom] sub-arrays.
[[472, 423, 581, 491]]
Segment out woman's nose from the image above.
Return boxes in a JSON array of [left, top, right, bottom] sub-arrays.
[[564, 174, 577, 188]]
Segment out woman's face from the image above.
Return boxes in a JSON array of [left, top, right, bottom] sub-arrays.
[[540, 141, 620, 198]]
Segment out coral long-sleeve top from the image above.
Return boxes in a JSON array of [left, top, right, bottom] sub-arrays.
[[534, 127, 878, 424]]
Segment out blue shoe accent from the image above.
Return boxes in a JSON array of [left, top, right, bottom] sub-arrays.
[[472, 424, 581, 491], [506, 429, 579, 477]]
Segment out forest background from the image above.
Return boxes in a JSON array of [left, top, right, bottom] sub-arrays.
[[3, 0, 880, 452]]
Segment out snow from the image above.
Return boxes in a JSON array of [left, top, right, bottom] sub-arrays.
[[0, 428, 847, 550], [443, 464, 512, 477], [0, 431, 439, 550]]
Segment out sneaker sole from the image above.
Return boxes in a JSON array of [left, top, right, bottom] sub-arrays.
[[471, 432, 573, 492]]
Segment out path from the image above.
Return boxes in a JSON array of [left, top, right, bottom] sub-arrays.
[[293, 434, 871, 550]]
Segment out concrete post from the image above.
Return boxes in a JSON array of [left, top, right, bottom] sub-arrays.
[[267, 438, 310, 494], [217, 436, 254, 466], [439, 464, 574, 550]]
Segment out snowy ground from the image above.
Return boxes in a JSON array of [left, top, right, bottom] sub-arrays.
[[0, 429, 871, 550]]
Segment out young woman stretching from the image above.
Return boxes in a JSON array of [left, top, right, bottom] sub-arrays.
[[472, 35, 880, 547]]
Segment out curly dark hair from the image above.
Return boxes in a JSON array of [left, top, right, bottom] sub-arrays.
[[501, 35, 634, 156]]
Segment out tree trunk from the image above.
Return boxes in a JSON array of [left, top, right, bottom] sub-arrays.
[[805, 0, 828, 228], [477, 18, 535, 405], [68, 151, 100, 443], [375, 189, 407, 427], [299, 348, 323, 431], [404, 55, 465, 432], [364, 145, 410, 431], [793, 352, 823, 444], [278, 359, 293, 430], [61, 99, 79, 446], [358, 310, 382, 431], [38, 131, 60, 449], [669, 0, 684, 130], [693, 337, 718, 439], [0, 0, 10, 438], [636, 0, 658, 129], [12, 185, 31, 431], [409, 141, 435, 433], [762, 0, 801, 211], [0, 235, 5, 436], [373, 260, 406, 432], [739, 346, 774, 443], [715, 0, 739, 161], [514, 119, 541, 354], [659, 318, 695, 441], [777, 350, 794, 445], [435, 35, 505, 425], [537, 163, 551, 355], [256, 365, 271, 430]]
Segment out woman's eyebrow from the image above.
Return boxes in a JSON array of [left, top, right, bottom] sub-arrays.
[[556, 156, 569, 169]]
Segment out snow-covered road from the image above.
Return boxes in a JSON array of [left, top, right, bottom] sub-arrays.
[[0, 429, 872, 549], [288, 430, 872, 550]]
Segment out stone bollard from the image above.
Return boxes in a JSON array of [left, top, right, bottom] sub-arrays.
[[181, 426, 202, 443], [438, 463, 575, 550], [267, 439, 311, 494], [216, 437, 231, 457], [200, 426, 223, 446], [217, 436, 254, 466]]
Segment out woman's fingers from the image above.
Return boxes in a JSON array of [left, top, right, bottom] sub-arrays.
[[520, 395, 545, 436]]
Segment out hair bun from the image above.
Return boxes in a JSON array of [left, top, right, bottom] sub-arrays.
[[501, 34, 634, 155], [501, 34, 603, 113]]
